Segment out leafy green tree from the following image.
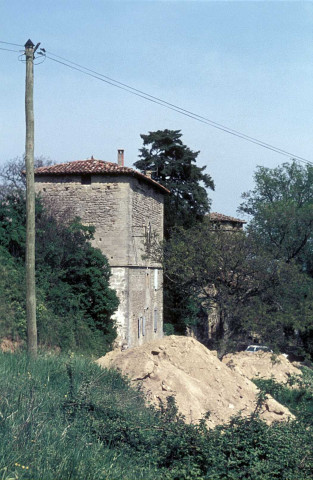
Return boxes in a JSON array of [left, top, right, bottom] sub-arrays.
[[0, 193, 29, 258], [238, 160, 313, 357], [0, 194, 118, 353], [163, 223, 313, 355], [239, 160, 313, 264], [0, 246, 26, 338], [134, 129, 214, 238], [0, 156, 55, 355], [36, 213, 119, 347]]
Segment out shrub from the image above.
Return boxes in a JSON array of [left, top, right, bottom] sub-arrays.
[[0, 194, 119, 354], [0, 352, 313, 480]]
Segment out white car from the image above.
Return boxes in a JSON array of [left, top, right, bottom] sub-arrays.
[[245, 345, 273, 353]]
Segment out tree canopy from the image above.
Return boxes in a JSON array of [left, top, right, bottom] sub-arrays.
[[0, 193, 119, 354], [236, 160, 313, 357], [134, 129, 214, 237], [163, 223, 313, 355], [239, 161, 313, 264]]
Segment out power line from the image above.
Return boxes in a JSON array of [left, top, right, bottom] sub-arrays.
[[40, 51, 313, 166], [0, 41, 311, 165], [46, 50, 306, 161], [1, 41, 309, 165], [0, 47, 21, 53], [0, 40, 23, 47]]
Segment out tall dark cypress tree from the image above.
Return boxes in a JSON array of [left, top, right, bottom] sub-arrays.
[[135, 130, 215, 336], [134, 129, 214, 238]]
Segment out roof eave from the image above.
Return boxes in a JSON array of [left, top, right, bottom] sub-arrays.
[[34, 169, 170, 194]]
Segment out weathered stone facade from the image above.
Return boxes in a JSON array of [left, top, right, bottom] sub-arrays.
[[191, 213, 246, 347], [34, 158, 168, 348], [208, 212, 246, 231]]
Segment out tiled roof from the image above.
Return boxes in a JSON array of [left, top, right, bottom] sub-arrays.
[[209, 212, 246, 224], [34, 158, 170, 194]]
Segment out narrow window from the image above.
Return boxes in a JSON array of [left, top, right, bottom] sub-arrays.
[[142, 316, 146, 336], [145, 222, 152, 244], [81, 175, 91, 185], [138, 317, 141, 338], [154, 269, 158, 290], [154, 309, 158, 333]]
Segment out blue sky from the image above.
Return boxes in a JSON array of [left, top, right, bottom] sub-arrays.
[[1, 1, 313, 217]]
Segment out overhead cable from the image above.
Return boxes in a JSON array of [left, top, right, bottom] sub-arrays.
[[0, 47, 21, 53], [46, 50, 306, 161], [0, 40, 23, 47], [0, 42, 311, 165]]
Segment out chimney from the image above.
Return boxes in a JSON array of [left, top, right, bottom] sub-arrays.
[[117, 149, 124, 167]]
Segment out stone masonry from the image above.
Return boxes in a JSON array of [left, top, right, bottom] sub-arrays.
[[34, 157, 169, 348]]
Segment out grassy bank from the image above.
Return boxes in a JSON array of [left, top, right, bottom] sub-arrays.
[[0, 352, 163, 480], [0, 352, 313, 480]]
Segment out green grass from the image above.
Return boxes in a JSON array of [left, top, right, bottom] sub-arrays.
[[0, 352, 166, 480], [0, 352, 313, 480]]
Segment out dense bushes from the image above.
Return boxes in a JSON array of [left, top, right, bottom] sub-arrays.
[[254, 367, 313, 426], [0, 246, 26, 337], [0, 352, 312, 480], [0, 194, 118, 354]]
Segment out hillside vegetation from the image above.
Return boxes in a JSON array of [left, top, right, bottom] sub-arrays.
[[0, 194, 118, 355], [0, 351, 313, 480], [134, 143, 313, 357], [1, 154, 313, 478]]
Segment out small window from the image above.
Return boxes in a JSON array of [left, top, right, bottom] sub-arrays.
[[81, 175, 91, 185], [154, 309, 158, 333], [154, 269, 158, 290], [138, 317, 141, 338], [147, 222, 152, 243], [145, 222, 152, 246], [142, 316, 146, 336]]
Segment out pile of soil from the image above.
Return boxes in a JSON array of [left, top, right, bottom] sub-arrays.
[[97, 336, 293, 428], [0, 338, 22, 353], [222, 351, 302, 383]]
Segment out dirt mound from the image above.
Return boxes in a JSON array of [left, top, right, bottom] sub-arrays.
[[222, 351, 302, 383], [0, 338, 22, 353], [96, 336, 293, 428]]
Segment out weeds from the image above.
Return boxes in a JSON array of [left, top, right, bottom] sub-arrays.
[[0, 352, 312, 479]]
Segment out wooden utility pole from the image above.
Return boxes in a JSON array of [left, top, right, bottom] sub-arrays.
[[25, 39, 37, 356]]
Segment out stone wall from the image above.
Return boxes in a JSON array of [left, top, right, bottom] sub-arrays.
[[35, 172, 164, 348], [130, 178, 163, 268], [110, 267, 129, 343], [35, 174, 130, 265], [127, 177, 164, 347], [128, 266, 163, 347]]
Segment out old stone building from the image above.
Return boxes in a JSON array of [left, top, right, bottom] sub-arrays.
[[208, 212, 246, 231], [190, 212, 246, 346], [207, 213, 246, 341], [34, 152, 169, 348]]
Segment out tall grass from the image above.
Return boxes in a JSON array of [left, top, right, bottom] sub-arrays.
[[1, 352, 313, 480], [0, 352, 164, 480]]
